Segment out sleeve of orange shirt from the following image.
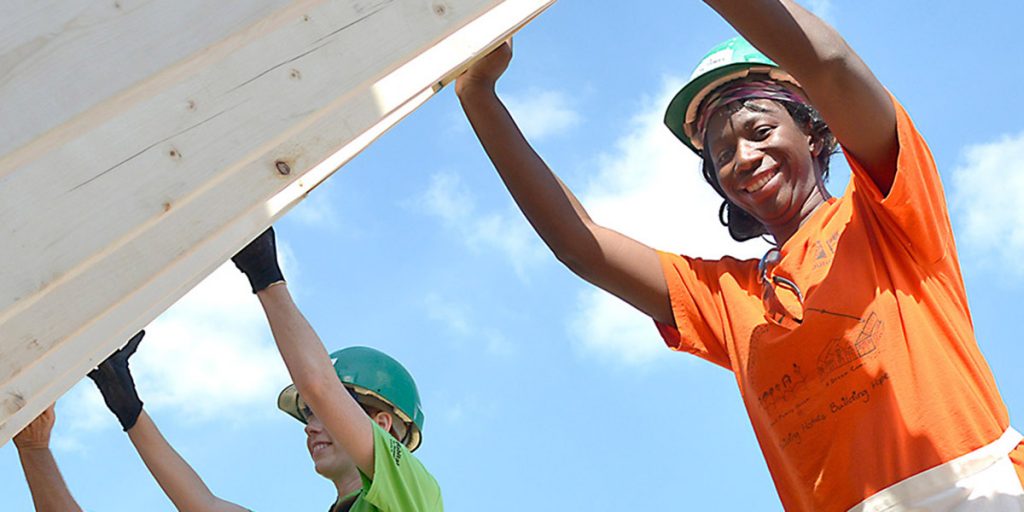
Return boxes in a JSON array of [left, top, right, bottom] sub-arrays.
[[845, 94, 954, 265], [653, 252, 759, 371]]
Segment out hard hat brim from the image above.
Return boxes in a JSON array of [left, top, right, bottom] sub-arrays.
[[277, 383, 424, 452], [665, 64, 795, 154]]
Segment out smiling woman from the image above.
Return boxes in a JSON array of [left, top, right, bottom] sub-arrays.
[[455, 0, 1024, 510], [700, 93, 835, 243]]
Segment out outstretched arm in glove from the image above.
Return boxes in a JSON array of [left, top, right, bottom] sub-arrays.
[[232, 228, 378, 478], [90, 331, 248, 512]]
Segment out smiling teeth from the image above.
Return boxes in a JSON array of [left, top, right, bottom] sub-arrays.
[[745, 171, 775, 193]]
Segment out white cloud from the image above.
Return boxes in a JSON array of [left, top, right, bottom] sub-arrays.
[[569, 289, 666, 366], [417, 171, 546, 279], [420, 172, 473, 225], [288, 190, 338, 228], [503, 89, 581, 140], [52, 381, 112, 453], [134, 264, 290, 424], [467, 213, 544, 276], [951, 131, 1024, 275], [806, 0, 835, 23], [59, 262, 294, 441], [435, 391, 497, 427], [442, 401, 465, 425], [423, 293, 516, 357], [569, 77, 769, 367], [423, 292, 472, 337]]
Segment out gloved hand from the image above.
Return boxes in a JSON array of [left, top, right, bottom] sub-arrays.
[[88, 331, 145, 431], [231, 227, 285, 293]]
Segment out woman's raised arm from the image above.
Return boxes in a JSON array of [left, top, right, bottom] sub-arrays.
[[456, 42, 674, 326]]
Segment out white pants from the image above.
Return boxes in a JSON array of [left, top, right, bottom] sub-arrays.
[[849, 428, 1024, 511]]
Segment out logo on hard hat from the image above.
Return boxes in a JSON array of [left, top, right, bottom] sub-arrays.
[[691, 49, 734, 80]]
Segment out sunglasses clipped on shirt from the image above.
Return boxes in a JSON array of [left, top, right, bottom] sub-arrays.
[[759, 248, 805, 330]]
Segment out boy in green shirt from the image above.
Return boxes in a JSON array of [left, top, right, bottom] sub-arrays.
[[276, 346, 443, 511]]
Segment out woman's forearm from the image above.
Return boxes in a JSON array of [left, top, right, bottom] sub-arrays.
[[704, 0, 852, 82], [457, 85, 602, 270], [457, 77, 671, 325]]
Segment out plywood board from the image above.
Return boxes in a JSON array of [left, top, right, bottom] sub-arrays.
[[0, 0, 554, 444]]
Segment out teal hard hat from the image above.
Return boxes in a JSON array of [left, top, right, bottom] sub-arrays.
[[278, 346, 426, 452], [664, 36, 801, 154]]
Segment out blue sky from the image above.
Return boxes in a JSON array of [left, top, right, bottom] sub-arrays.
[[4, 1, 1024, 510]]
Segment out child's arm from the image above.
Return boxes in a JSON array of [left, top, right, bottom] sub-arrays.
[[90, 332, 249, 512], [232, 229, 380, 478]]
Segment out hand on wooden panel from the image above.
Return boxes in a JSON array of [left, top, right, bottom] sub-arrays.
[[13, 403, 56, 451], [88, 331, 145, 431], [456, 40, 513, 97], [231, 227, 285, 294]]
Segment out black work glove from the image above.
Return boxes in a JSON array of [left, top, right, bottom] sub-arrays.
[[231, 227, 285, 293], [88, 331, 145, 431]]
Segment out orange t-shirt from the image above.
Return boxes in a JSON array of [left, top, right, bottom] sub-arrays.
[[655, 97, 1019, 511]]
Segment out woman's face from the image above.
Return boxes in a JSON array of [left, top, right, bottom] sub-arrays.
[[704, 99, 821, 231]]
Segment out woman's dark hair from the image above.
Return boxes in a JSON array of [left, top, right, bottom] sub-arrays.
[[700, 99, 838, 242]]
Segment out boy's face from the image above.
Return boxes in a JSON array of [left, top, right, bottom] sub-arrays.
[[303, 407, 357, 480]]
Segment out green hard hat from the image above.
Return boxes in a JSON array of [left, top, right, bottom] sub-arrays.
[[278, 346, 426, 452], [664, 36, 800, 154]]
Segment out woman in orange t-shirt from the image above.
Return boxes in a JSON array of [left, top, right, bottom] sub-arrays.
[[456, 1, 1022, 510]]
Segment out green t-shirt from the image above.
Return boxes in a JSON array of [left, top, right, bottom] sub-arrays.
[[329, 422, 443, 512]]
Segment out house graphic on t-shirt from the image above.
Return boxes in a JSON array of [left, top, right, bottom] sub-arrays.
[[814, 242, 828, 261], [817, 312, 883, 377]]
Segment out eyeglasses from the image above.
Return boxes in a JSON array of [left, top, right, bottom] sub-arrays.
[[297, 387, 362, 422], [299, 388, 415, 448], [299, 401, 315, 421], [759, 248, 804, 329]]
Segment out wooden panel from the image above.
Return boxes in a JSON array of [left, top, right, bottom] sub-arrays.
[[0, 0, 554, 444]]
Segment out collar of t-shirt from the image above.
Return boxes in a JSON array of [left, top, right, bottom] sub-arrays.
[[330, 489, 361, 512]]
